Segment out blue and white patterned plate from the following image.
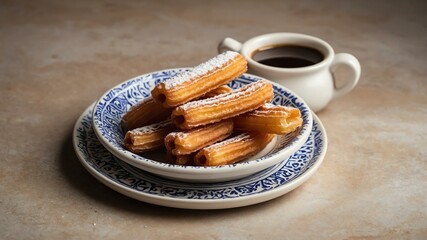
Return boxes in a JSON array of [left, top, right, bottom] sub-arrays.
[[74, 104, 327, 209], [92, 69, 313, 182]]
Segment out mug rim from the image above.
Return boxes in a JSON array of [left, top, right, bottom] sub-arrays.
[[241, 32, 334, 73]]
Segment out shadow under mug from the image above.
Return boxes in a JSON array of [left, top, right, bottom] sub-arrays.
[[218, 33, 361, 112]]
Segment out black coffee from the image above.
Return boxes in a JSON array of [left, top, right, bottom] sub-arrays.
[[252, 45, 324, 68]]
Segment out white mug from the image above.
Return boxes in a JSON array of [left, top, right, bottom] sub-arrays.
[[218, 33, 361, 112]]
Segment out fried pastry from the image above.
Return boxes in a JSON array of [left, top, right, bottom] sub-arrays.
[[165, 119, 233, 155], [233, 103, 303, 134], [121, 85, 230, 132], [201, 85, 232, 99], [121, 97, 172, 132], [194, 132, 275, 166], [166, 152, 194, 165], [151, 51, 247, 107], [172, 80, 274, 129], [124, 119, 175, 153]]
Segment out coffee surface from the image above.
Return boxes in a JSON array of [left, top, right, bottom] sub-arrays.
[[252, 45, 324, 68]]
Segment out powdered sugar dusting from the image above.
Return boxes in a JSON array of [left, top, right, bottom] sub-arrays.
[[163, 51, 239, 90], [259, 103, 280, 109], [128, 119, 172, 135], [166, 131, 188, 139], [259, 103, 294, 111], [178, 80, 268, 111], [247, 103, 295, 116], [204, 133, 252, 150]]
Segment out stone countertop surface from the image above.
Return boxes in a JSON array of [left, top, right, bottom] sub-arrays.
[[1, 0, 426, 239]]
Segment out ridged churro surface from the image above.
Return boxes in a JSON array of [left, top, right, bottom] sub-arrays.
[[165, 119, 233, 155], [172, 80, 273, 129], [166, 152, 194, 166], [201, 85, 233, 99], [194, 132, 275, 166], [233, 103, 303, 134], [121, 97, 172, 132], [151, 51, 247, 107], [124, 119, 175, 153]]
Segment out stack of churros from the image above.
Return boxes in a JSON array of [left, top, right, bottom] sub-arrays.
[[122, 51, 303, 166]]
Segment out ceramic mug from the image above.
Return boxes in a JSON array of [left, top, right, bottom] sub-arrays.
[[218, 33, 361, 112]]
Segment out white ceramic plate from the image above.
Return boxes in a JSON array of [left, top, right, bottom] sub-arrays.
[[74, 104, 327, 209], [92, 68, 313, 182]]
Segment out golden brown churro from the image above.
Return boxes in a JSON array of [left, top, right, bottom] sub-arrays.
[[171, 80, 273, 129], [121, 51, 303, 166], [165, 119, 233, 155], [121, 97, 172, 132], [194, 132, 275, 166], [201, 85, 233, 99], [151, 51, 247, 107], [233, 103, 303, 134], [124, 119, 175, 153], [166, 152, 195, 166]]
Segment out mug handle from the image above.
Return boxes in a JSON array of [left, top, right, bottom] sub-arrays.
[[330, 53, 361, 100], [218, 37, 243, 53]]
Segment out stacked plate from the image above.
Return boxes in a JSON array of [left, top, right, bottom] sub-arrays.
[[73, 68, 328, 209]]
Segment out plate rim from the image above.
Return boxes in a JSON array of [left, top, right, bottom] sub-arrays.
[[73, 104, 327, 209], [90, 68, 313, 177]]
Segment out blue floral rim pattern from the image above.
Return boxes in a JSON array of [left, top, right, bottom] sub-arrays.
[[92, 68, 312, 170], [75, 106, 324, 200]]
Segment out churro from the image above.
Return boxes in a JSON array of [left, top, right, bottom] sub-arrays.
[[172, 80, 273, 129], [121, 97, 172, 132], [151, 51, 247, 107], [201, 85, 232, 99], [194, 132, 275, 166], [124, 119, 175, 153], [166, 152, 194, 165], [165, 119, 233, 155], [233, 103, 303, 134]]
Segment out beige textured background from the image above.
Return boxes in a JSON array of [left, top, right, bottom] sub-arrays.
[[1, 0, 426, 239]]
